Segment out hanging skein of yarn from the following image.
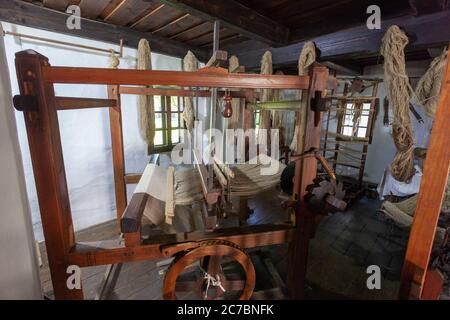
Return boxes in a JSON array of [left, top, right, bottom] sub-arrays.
[[228, 55, 242, 129], [108, 49, 120, 69], [290, 41, 317, 153], [415, 48, 448, 118], [380, 25, 415, 183], [182, 51, 198, 132], [259, 51, 274, 133], [137, 39, 155, 153]]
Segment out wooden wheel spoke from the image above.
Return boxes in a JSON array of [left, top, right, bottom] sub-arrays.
[[222, 280, 245, 291], [163, 240, 255, 300], [175, 280, 199, 292]]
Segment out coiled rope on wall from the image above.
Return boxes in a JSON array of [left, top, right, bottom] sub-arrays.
[[380, 26, 415, 183]]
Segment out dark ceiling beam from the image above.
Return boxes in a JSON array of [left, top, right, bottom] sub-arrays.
[[232, 10, 450, 69], [0, 0, 210, 61], [289, 0, 416, 43], [408, 0, 450, 15], [157, 0, 289, 46]]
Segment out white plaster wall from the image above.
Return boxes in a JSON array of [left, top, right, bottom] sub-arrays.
[[2, 22, 183, 241], [0, 25, 42, 299]]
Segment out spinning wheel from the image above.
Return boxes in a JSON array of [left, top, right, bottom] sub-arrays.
[[162, 240, 256, 300]]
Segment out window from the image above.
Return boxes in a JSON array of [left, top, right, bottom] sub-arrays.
[[153, 96, 184, 152], [341, 102, 370, 138], [255, 109, 261, 128]]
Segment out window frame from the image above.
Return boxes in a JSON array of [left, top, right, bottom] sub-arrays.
[[152, 95, 184, 153]]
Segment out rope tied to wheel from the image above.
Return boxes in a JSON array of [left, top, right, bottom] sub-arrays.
[[203, 272, 226, 299]]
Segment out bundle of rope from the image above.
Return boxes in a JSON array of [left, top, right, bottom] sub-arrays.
[[228, 55, 242, 129], [182, 51, 198, 131], [137, 39, 155, 154], [259, 51, 273, 133], [290, 41, 317, 153], [108, 49, 120, 69], [415, 48, 449, 118], [272, 70, 285, 130], [380, 26, 415, 183]]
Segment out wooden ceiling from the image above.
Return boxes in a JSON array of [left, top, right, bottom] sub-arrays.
[[4, 0, 449, 70], [33, 0, 251, 50]]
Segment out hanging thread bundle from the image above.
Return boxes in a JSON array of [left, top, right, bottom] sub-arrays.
[[380, 26, 415, 183], [259, 51, 274, 132], [415, 48, 449, 118], [290, 41, 317, 153], [228, 55, 242, 129], [137, 39, 155, 154], [182, 51, 198, 132]]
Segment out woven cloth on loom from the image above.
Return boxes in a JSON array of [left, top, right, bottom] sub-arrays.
[[137, 156, 286, 229]]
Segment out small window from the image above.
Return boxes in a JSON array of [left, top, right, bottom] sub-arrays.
[[341, 102, 370, 138], [153, 96, 184, 152]]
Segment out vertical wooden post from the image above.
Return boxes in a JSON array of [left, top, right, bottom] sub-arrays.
[[108, 85, 127, 226], [399, 59, 450, 299], [14, 50, 83, 299], [287, 64, 328, 299], [358, 81, 378, 187]]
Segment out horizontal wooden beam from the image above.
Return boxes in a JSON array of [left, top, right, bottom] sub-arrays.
[[55, 97, 116, 110], [42, 65, 314, 89], [232, 10, 450, 69], [0, 0, 209, 61], [158, 0, 289, 45], [119, 86, 252, 99], [69, 224, 295, 267], [124, 173, 142, 185]]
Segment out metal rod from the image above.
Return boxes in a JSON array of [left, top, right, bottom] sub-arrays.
[[3, 30, 123, 57], [208, 20, 220, 190]]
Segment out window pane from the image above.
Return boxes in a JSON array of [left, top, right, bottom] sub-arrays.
[[154, 131, 164, 146], [155, 113, 163, 129], [171, 113, 179, 128], [360, 115, 369, 127], [171, 96, 179, 111], [344, 114, 353, 126], [171, 129, 180, 143], [154, 96, 162, 112], [357, 127, 367, 138], [363, 103, 371, 110], [343, 126, 352, 136]]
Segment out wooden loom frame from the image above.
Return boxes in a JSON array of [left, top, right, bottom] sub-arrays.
[[13, 49, 336, 300], [398, 57, 450, 300]]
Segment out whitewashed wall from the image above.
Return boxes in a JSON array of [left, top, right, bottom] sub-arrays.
[[2, 22, 183, 241], [0, 24, 42, 299]]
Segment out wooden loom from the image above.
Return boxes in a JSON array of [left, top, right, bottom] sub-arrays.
[[13, 49, 339, 300]]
